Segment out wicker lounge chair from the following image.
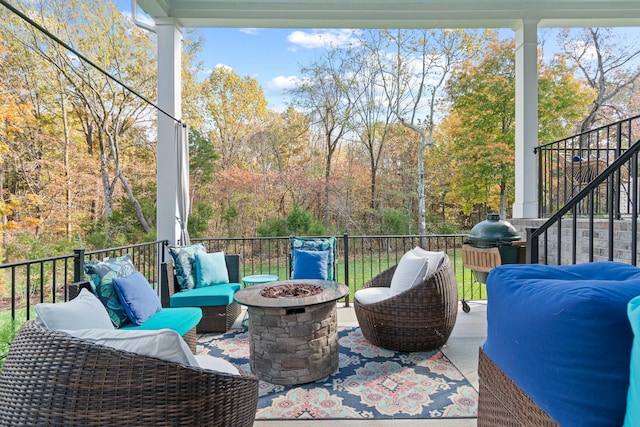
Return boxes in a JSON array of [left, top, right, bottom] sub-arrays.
[[0, 321, 259, 426], [354, 254, 458, 351]]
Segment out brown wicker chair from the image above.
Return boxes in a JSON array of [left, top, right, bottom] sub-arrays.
[[0, 321, 259, 426], [354, 254, 458, 351], [161, 254, 242, 333], [478, 348, 559, 426]]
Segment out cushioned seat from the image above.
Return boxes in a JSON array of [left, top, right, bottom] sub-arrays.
[[69, 282, 202, 352], [119, 306, 203, 337], [169, 283, 241, 307], [480, 261, 640, 426]]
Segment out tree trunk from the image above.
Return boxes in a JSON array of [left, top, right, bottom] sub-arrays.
[[417, 133, 427, 244], [324, 135, 332, 229], [119, 173, 152, 233], [500, 180, 507, 219]]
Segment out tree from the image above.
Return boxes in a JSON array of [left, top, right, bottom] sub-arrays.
[[8, 0, 158, 236], [363, 29, 485, 237], [290, 48, 360, 228], [347, 45, 395, 212], [445, 36, 591, 219], [201, 67, 268, 170], [558, 28, 640, 133], [264, 106, 310, 173]]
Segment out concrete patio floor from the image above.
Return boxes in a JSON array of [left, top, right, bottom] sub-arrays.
[[218, 300, 488, 427]]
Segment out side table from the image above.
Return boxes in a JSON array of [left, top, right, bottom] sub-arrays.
[[240, 274, 279, 328]]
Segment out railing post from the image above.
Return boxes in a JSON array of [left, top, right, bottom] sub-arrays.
[[526, 227, 538, 264], [343, 233, 349, 307], [73, 248, 85, 282]]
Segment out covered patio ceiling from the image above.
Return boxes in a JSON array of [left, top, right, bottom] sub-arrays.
[[136, 0, 640, 29]]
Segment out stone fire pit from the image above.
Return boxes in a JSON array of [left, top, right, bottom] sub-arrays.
[[234, 279, 349, 385]]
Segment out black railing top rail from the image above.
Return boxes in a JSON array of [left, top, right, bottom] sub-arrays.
[[196, 234, 467, 241], [0, 253, 75, 269], [529, 138, 640, 263], [536, 113, 640, 150], [84, 240, 169, 257]]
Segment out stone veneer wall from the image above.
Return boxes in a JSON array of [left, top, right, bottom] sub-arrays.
[[509, 218, 640, 266]]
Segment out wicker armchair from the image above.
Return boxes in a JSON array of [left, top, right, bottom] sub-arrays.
[[0, 321, 259, 426], [354, 254, 458, 351]]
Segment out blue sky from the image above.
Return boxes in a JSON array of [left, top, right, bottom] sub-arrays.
[[116, 0, 356, 110], [195, 27, 360, 110]]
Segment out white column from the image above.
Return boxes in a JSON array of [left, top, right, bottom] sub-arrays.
[[156, 21, 182, 246], [512, 19, 539, 218]]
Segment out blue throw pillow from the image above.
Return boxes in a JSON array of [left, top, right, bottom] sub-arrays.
[[195, 251, 229, 287], [168, 243, 207, 290], [112, 272, 162, 326], [84, 254, 136, 327], [293, 249, 329, 280], [289, 236, 337, 280], [624, 295, 640, 427]]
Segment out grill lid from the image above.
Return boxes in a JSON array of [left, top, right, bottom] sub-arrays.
[[467, 214, 521, 245]]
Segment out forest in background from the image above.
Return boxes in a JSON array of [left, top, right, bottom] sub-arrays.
[[1, 0, 640, 264]]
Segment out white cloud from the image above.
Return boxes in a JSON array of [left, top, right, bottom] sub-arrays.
[[240, 28, 260, 35], [286, 29, 361, 50], [267, 75, 301, 93], [214, 63, 234, 72]]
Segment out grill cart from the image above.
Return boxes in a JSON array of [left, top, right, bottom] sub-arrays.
[[461, 214, 524, 312]]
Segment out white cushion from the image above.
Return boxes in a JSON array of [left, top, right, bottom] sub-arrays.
[[354, 287, 395, 305], [389, 251, 429, 295], [411, 247, 446, 279], [194, 355, 240, 375], [35, 288, 114, 331], [63, 328, 198, 366]]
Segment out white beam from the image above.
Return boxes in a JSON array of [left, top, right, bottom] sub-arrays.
[[156, 21, 182, 246], [512, 19, 539, 219]]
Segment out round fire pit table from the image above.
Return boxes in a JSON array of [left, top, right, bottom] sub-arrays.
[[234, 279, 349, 385]]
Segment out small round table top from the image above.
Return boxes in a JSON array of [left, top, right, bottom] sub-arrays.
[[241, 274, 279, 286], [235, 279, 349, 309]]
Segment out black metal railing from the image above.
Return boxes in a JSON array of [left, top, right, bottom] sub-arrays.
[[528, 139, 640, 265], [195, 234, 476, 306], [0, 241, 167, 322], [2, 234, 481, 322], [537, 114, 640, 218]]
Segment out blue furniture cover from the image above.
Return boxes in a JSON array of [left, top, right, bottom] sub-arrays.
[[483, 262, 640, 427]]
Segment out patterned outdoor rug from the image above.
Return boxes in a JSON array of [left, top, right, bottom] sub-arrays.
[[199, 327, 478, 420]]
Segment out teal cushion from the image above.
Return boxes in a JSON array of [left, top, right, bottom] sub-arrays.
[[170, 283, 241, 307], [168, 243, 206, 290], [84, 254, 136, 327], [112, 272, 162, 326], [195, 251, 229, 288], [624, 295, 640, 427], [292, 249, 329, 280], [120, 307, 202, 337], [289, 236, 337, 280]]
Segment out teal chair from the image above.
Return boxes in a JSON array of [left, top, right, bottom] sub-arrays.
[[289, 236, 337, 280]]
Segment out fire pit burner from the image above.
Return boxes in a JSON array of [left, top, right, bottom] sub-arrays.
[[261, 284, 323, 298]]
